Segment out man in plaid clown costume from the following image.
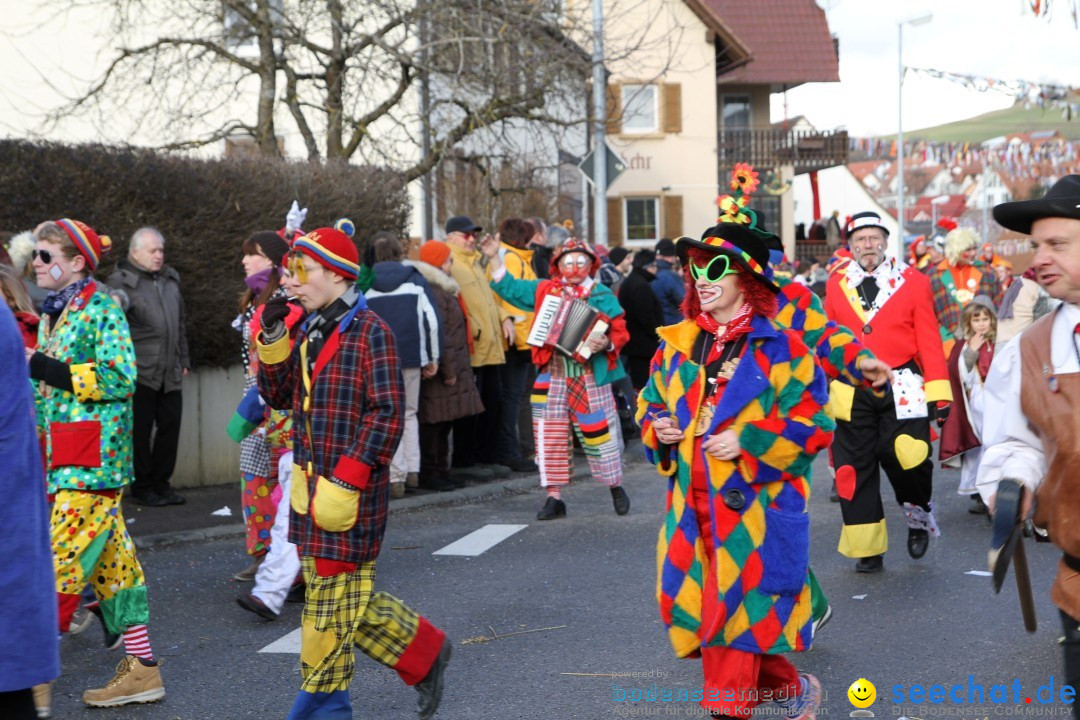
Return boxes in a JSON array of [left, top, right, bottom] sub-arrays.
[[256, 227, 450, 720], [480, 234, 631, 520]]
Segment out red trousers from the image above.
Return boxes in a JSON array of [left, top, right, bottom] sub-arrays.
[[691, 440, 798, 716]]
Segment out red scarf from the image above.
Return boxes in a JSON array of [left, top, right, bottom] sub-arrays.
[[695, 303, 753, 365]]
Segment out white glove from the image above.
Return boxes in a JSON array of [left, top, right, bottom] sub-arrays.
[[285, 200, 308, 234]]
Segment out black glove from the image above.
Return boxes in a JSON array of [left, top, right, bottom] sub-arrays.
[[934, 402, 951, 427], [28, 352, 75, 392], [260, 296, 291, 334]]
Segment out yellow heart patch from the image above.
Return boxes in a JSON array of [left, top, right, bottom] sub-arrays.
[[894, 434, 929, 470]]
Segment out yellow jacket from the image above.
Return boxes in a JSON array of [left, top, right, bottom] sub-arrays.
[[449, 244, 506, 367], [494, 243, 536, 350]]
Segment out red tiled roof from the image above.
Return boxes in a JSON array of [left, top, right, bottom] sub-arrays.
[[694, 0, 840, 88]]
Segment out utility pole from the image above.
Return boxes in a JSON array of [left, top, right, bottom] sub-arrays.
[[591, 0, 607, 246]]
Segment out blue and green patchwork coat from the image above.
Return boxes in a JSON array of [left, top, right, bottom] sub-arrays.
[[636, 315, 834, 658]]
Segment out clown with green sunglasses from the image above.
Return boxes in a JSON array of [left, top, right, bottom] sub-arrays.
[[688, 253, 739, 284]]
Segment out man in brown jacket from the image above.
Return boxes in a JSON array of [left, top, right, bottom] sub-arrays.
[[108, 227, 190, 506], [444, 215, 510, 479], [976, 174, 1080, 687]]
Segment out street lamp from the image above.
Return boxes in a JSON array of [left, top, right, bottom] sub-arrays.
[[896, 12, 932, 259]]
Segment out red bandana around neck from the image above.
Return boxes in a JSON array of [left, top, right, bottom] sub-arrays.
[[696, 303, 753, 364]]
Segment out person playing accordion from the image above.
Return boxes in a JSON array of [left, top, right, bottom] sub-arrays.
[[481, 234, 631, 520]]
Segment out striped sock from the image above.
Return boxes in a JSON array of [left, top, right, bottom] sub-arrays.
[[122, 625, 154, 662], [546, 487, 562, 500]]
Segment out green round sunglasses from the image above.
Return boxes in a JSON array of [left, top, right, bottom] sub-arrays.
[[689, 253, 738, 283]]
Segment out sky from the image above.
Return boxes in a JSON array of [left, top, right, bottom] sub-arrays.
[[769, 0, 1080, 137]]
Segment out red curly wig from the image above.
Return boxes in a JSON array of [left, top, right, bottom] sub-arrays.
[[680, 247, 778, 320]]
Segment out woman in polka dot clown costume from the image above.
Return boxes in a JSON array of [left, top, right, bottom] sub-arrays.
[[26, 219, 166, 707]]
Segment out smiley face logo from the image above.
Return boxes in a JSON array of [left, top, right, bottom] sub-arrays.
[[848, 678, 876, 708]]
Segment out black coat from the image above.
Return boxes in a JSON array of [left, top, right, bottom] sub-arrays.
[[618, 267, 664, 359]]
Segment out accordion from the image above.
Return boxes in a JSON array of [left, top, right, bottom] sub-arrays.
[[527, 294, 610, 364]]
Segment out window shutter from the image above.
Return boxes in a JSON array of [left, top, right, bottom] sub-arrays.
[[605, 83, 622, 135], [662, 83, 682, 134], [607, 198, 623, 246], [662, 195, 683, 238]]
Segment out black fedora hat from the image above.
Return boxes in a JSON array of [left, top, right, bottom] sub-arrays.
[[993, 174, 1080, 234], [675, 222, 780, 294]]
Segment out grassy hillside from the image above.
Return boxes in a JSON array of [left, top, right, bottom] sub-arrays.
[[886, 104, 1080, 143]]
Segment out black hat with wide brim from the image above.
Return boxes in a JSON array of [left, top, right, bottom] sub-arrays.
[[993, 174, 1080, 234], [675, 222, 780, 294]]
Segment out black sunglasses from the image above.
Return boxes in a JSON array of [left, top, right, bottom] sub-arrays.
[[32, 249, 55, 264]]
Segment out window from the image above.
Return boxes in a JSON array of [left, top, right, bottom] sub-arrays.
[[223, 0, 283, 57], [624, 197, 659, 243], [621, 84, 658, 134], [721, 95, 752, 128]]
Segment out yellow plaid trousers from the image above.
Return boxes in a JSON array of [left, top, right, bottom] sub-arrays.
[[298, 557, 445, 694]]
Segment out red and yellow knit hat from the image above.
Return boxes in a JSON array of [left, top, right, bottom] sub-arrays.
[[292, 227, 359, 281], [56, 218, 111, 271]]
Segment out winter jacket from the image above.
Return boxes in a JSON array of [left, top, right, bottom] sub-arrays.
[[449, 245, 506, 367], [0, 303, 60, 692], [107, 259, 190, 392], [413, 262, 484, 424], [618, 267, 664, 359], [530, 244, 553, 280], [637, 316, 834, 658], [495, 243, 536, 350], [257, 292, 404, 564], [15, 311, 39, 349], [651, 259, 685, 325], [33, 281, 136, 493], [365, 261, 442, 369], [489, 274, 628, 387]]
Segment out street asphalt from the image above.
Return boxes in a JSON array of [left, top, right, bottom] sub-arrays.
[[50, 446, 1069, 720]]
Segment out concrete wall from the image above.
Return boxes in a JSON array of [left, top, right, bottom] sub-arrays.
[[172, 366, 246, 488]]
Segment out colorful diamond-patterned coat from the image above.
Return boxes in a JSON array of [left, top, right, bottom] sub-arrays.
[[636, 315, 834, 658]]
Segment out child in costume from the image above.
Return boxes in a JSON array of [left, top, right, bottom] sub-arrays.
[[28, 219, 165, 707], [480, 234, 631, 520], [939, 296, 998, 515]]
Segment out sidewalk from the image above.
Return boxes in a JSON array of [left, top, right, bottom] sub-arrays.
[[128, 438, 648, 549]]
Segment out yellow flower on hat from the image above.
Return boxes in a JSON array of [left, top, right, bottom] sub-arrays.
[[718, 194, 750, 224], [730, 163, 760, 194]]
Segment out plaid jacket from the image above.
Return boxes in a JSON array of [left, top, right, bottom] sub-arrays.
[[257, 299, 404, 564]]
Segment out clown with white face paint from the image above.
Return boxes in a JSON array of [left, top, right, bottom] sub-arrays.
[[823, 211, 953, 574], [481, 234, 631, 520]]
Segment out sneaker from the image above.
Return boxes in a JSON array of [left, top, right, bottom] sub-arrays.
[[237, 592, 279, 621], [86, 604, 123, 650], [855, 555, 884, 573], [390, 482, 406, 499], [416, 639, 452, 720], [83, 656, 165, 707], [811, 604, 833, 637], [778, 673, 822, 720], [419, 475, 456, 492], [503, 457, 539, 473], [70, 605, 95, 635], [406, 472, 420, 489], [233, 557, 263, 582], [32, 683, 51, 719], [477, 463, 512, 479], [449, 465, 494, 481], [132, 492, 169, 507]]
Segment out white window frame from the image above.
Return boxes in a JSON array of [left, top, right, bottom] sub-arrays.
[[624, 197, 660, 245], [223, 0, 283, 58], [621, 84, 659, 135]]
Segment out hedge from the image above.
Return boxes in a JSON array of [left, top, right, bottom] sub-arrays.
[[0, 140, 410, 367]]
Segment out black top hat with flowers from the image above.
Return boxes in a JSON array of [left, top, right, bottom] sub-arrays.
[[675, 163, 781, 294]]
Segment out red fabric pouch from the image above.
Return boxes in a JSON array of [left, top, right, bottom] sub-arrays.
[[49, 420, 102, 469]]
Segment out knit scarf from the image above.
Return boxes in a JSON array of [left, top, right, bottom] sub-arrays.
[[42, 277, 92, 321], [696, 303, 753, 365]]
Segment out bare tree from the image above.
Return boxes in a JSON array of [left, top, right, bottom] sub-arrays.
[[35, 0, 682, 184]]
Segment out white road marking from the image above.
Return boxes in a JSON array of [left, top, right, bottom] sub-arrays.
[[259, 627, 302, 653], [433, 524, 528, 557]]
